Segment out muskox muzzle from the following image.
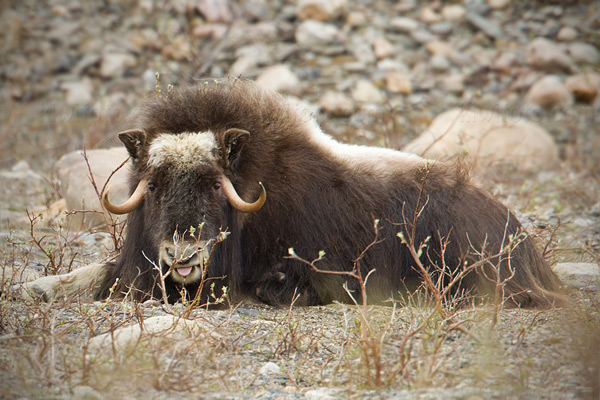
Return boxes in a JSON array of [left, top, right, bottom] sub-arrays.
[[159, 240, 209, 284], [102, 176, 266, 214]]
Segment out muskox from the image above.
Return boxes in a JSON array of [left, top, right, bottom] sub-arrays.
[[24, 79, 564, 308]]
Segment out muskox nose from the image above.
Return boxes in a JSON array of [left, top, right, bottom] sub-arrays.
[[159, 242, 202, 267], [158, 241, 211, 284]]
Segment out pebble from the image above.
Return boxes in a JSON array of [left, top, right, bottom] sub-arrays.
[[259, 361, 282, 375], [410, 29, 437, 44], [443, 74, 465, 93], [565, 73, 600, 103], [295, 20, 341, 49], [305, 388, 346, 400], [384, 72, 412, 94], [161, 35, 191, 62], [472, 48, 498, 68], [142, 68, 157, 90], [465, 12, 503, 39], [192, 23, 228, 39], [229, 43, 272, 76], [377, 59, 409, 72], [99, 52, 136, 79], [1, 160, 45, 182], [395, 0, 416, 13], [491, 51, 517, 73], [372, 37, 394, 59], [62, 79, 93, 106], [71, 386, 104, 400], [74, 232, 114, 248], [420, 7, 441, 24], [72, 54, 101, 76], [567, 42, 599, 65], [319, 90, 355, 116], [526, 37, 574, 72], [430, 21, 454, 36], [390, 17, 420, 33], [488, 0, 510, 9], [448, 51, 473, 67], [236, 308, 261, 317], [296, 0, 347, 21], [430, 54, 451, 72], [351, 80, 385, 104], [425, 40, 455, 57], [47, 21, 81, 44], [345, 11, 365, 28], [525, 75, 572, 108], [349, 38, 376, 64], [195, 0, 235, 23], [235, 43, 273, 65], [441, 5, 465, 21], [255, 64, 301, 94], [556, 26, 578, 41]]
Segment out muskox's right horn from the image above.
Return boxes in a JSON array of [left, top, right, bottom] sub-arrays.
[[102, 179, 148, 214], [221, 176, 266, 213]]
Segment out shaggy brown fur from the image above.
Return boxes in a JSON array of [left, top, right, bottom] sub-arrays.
[[97, 78, 564, 308]]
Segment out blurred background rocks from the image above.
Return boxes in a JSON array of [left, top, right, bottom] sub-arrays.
[[0, 0, 599, 251]]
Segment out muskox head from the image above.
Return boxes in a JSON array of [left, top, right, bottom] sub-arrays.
[[102, 128, 266, 286]]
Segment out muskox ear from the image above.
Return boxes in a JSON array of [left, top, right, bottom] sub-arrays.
[[223, 128, 250, 168], [118, 129, 146, 160]]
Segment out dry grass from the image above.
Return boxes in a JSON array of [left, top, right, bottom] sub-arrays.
[[2, 0, 599, 396], [1, 120, 599, 399], [2, 286, 596, 398]]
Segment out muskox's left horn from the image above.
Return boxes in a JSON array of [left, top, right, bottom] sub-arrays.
[[221, 176, 266, 213], [102, 179, 148, 214]]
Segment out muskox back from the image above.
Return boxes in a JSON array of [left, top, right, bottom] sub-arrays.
[[97, 79, 563, 308]]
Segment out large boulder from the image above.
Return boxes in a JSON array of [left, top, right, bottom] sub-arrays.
[[56, 147, 131, 229], [552, 263, 600, 291], [403, 108, 559, 175], [88, 315, 220, 353]]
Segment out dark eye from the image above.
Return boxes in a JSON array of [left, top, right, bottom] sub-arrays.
[[213, 180, 222, 191], [147, 182, 156, 192]]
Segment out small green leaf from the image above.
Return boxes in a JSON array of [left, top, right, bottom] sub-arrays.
[[397, 232, 406, 243]]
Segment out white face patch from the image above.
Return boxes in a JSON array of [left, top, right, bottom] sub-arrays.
[[148, 132, 217, 170]]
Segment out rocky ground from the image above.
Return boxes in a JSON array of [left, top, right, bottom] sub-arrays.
[[1, 0, 599, 398]]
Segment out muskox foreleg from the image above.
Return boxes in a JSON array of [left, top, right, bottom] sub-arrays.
[[14, 263, 116, 302], [250, 262, 322, 306]]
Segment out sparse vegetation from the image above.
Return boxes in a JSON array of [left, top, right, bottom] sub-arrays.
[[2, 109, 598, 400], [1, 91, 598, 400], [1, 0, 599, 398]]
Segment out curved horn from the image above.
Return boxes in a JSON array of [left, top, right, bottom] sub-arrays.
[[102, 179, 148, 215], [221, 176, 266, 213]]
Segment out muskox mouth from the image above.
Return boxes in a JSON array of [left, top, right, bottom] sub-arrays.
[[159, 241, 210, 284]]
